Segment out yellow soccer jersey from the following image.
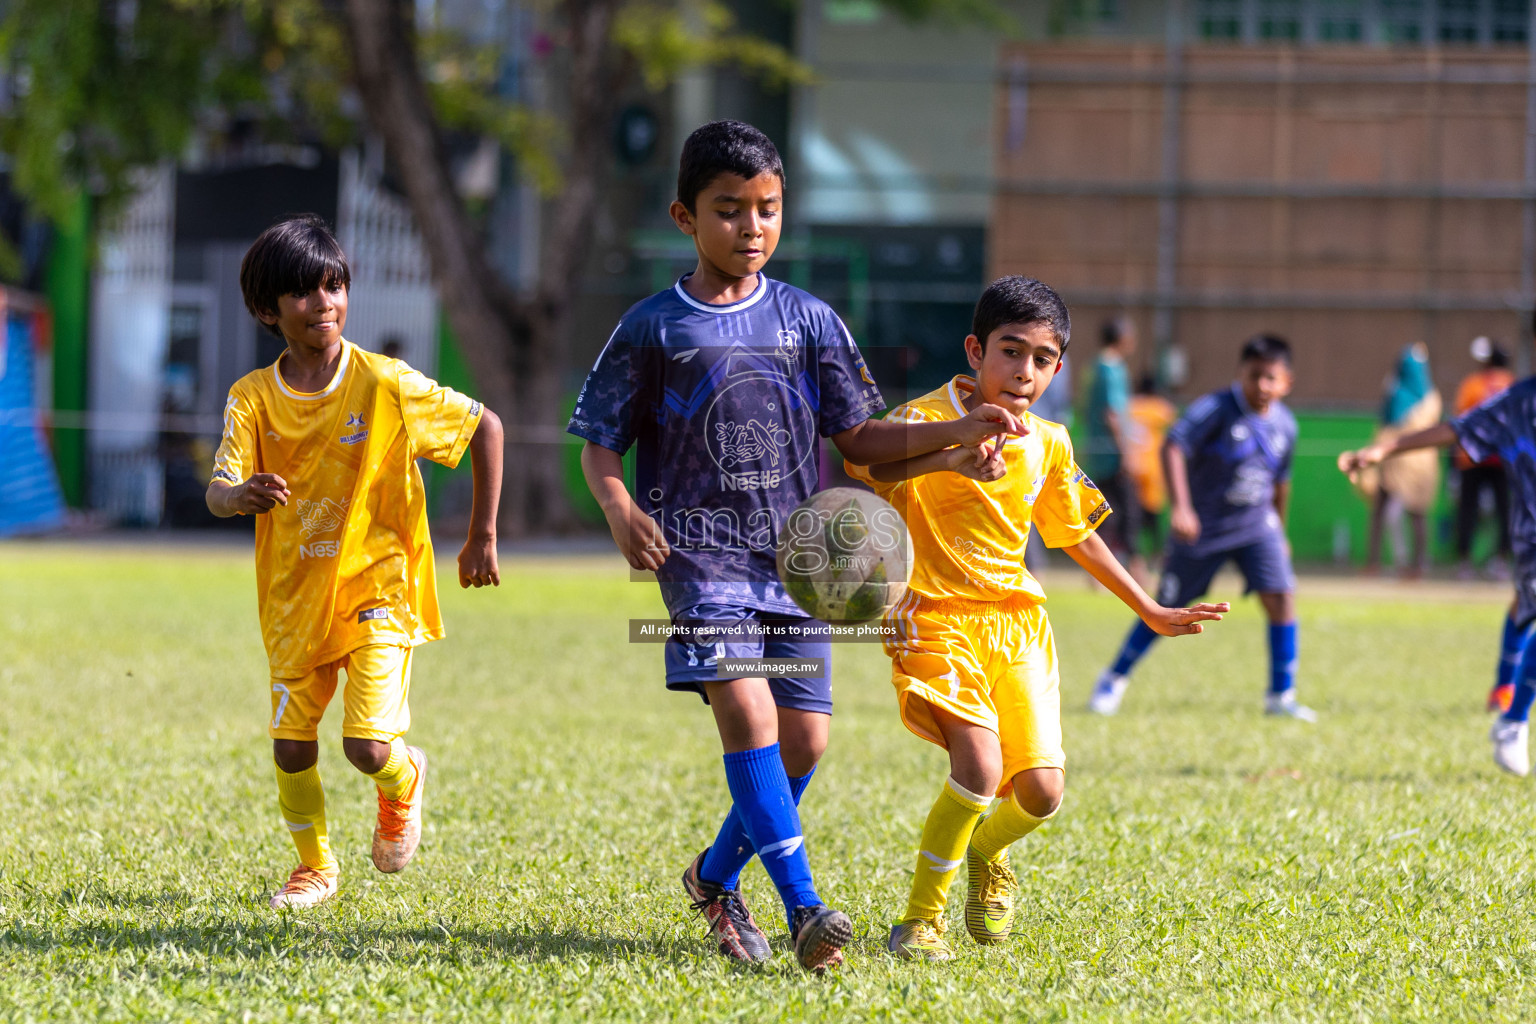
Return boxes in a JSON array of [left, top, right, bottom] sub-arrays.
[[212, 340, 483, 675], [846, 375, 1109, 604]]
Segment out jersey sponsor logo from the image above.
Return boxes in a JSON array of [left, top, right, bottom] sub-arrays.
[[715, 419, 791, 468], [299, 540, 340, 559], [673, 347, 699, 363], [1087, 500, 1111, 526], [358, 607, 390, 622], [339, 412, 369, 445], [297, 497, 350, 539]]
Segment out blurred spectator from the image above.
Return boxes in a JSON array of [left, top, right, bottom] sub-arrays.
[[381, 337, 404, 360], [1030, 352, 1072, 428], [1084, 317, 1145, 580], [1126, 374, 1178, 559], [1453, 337, 1514, 578], [1359, 343, 1441, 578]]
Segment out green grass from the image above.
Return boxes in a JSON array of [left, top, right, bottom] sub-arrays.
[[1, 543, 1532, 1022]]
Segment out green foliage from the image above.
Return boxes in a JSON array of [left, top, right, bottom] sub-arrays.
[[614, 2, 809, 92], [4, 545, 1536, 1021]]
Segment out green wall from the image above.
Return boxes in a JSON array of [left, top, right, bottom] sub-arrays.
[[43, 193, 89, 507]]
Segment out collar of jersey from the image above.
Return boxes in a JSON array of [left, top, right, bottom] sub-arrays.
[[947, 375, 1031, 449], [673, 273, 768, 314], [274, 340, 352, 401]]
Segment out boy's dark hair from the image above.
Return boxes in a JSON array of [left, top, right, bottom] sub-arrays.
[[1135, 373, 1159, 395], [972, 276, 1071, 354], [1489, 343, 1511, 369], [676, 120, 785, 212], [1240, 332, 1292, 366], [1101, 316, 1133, 347], [240, 214, 351, 337]]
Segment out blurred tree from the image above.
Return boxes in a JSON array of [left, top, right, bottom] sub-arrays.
[[0, 0, 1003, 533]]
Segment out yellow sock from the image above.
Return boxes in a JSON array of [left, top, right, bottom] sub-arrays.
[[368, 738, 418, 801], [902, 776, 991, 923], [970, 788, 1054, 863], [275, 764, 337, 874]]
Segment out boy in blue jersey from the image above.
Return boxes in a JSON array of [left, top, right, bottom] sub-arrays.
[[1341, 376, 1536, 775], [1091, 334, 1316, 721], [569, 121, 1024, 971]]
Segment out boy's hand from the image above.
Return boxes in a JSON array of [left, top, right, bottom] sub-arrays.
[[230, 473, 290, 514], [1170, 502, 1201, 544], [458, 534, 500, 588], [609, 504, 671, 571], [944, 439, 1007, 482], [1145, 601, 1229, 637], [953, 403, 1028, 447], [1337, 445, 1388, 476]]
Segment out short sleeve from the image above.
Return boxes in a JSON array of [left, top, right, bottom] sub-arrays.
[[842, 403, 924, 499], [1033, 434, 1112, 549], [1166, 393, 1225, 455], [211, 390, 257, 485], [815, 314, 885, 437], [398, 366, 484, 468], [1452, 392, 1515, 466], [1276, 416, 1298, 484], [567, 324, 639, 453]]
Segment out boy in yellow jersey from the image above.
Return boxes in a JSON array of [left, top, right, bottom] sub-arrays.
[[206, 215, 503, 910], [846, 277, 1228, 959]]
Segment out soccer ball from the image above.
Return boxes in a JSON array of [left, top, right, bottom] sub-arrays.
[[776, 487, 912, 625]]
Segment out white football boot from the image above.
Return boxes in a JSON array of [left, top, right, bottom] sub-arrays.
[[1088, 672, 1129, 715], [1264, 691, 1318, 723], [1490, 719, 1531, 777]]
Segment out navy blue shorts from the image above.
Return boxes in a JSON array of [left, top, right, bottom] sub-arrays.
[[664, 604, 833, 715], [1156, 529, 1296, 607]]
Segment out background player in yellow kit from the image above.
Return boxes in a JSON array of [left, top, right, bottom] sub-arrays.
[[206, 215, 503, 909], [848, 277, 1228, 960]]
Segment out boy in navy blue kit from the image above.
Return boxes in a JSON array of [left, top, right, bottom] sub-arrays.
[[1342, 374, 1536, 775], [569, 121, 1023, 971], [1090, 334, 1316, 721]]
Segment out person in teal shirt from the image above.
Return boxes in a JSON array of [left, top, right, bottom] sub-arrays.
[[1084, 317, 1143, 577]]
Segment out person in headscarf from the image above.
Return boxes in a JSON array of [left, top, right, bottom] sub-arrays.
[[1358, 343, 1441, 578]]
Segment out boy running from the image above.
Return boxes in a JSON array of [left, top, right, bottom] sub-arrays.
[[207, 215, 503, 909], [847, 276, 1227, 960], [1340, 377, 1536, 775], [569, 121, 1021, 971], [1090, 334, 1315, 721]]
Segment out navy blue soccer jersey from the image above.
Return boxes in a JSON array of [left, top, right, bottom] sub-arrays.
[[568, 274, 885, 617], [1165, 384, 1297, 556], [1453, 376, 1536, 624]]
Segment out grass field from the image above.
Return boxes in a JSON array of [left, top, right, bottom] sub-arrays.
[[2, 541, 1533, 1022]]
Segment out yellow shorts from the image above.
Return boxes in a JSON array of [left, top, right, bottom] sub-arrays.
[[885, 592, 1064, 795], [269, 644, 413, 742]]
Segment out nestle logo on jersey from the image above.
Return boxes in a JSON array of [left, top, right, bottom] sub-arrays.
[[722, 470, 783, 490], [299, 540, 339, 558]]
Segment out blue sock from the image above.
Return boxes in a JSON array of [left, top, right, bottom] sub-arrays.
[[1505, 626, 1536, 724], [718, 744, 820, 917], [700, 767, 816, 891], [1497, 611, 1523, 691], [1268, 621, 1299, 695], [1110, 621, 1160, 677]]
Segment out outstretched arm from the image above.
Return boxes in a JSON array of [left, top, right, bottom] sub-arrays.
[[458, 409, 503, 588], [832, 404, 1027, 466], [867, 441, 1007, 484], [1337, 421, 1457, 474], [1062, 530, 1229, 636], [581, 441, 670, 571]]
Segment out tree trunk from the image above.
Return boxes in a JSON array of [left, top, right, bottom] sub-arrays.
[[339, 0, 623, 536]]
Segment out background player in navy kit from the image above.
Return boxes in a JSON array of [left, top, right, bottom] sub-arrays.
[[569, 121, 1024, 971], [1090, 334, 1316, 721], [1341, 373, 1536, 776]]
